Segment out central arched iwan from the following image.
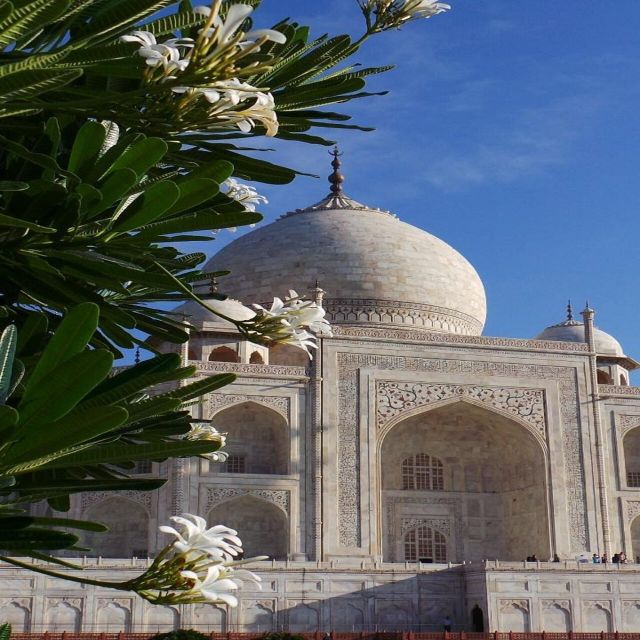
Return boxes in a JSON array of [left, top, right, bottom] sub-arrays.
[[379, 400, 550, 563]]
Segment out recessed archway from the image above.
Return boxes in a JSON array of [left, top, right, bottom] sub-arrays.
[[631, 516, 640, 562], [209, 346, 239, 363], [208, 495, 288, 560], [623, 428, 640, 488], [211, 401, 289, 475], [379, 400, 550, 563], [82, 498, 149, 558]]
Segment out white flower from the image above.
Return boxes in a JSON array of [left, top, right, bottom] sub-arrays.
[[159, 514, 242, 561], [187, 424, 227, 446], [224, 177, 268, 212], [121, 30, 190, 70], [194, 3, 286, 46], [406, 0, 451, 18], [180, 565, 261, 606], [206, 297, 257, 322]]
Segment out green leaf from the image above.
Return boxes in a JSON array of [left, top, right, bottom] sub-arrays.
[[0, 213, 56, 233], [107, 137, 168, 178], [137, 209, 261, 237], [5, 406, 129, 464], [111, 180, 180, 232], [67, 121, 106, 177], [0, 527, 77, 550], [24, 302, 99, 394], [0, 180, 28, 190], [165, 373, 236, 403], [0, 69, 81, 101], [162, 178, 219, 217], [0, 0, 70, 49], [0, 405, 19, 429], [0, 324, 17, 404], [41, 439, 222, 469], [18, 349, 113, 426], [16, 477, 165, 493], [87, 167, 138, 218]]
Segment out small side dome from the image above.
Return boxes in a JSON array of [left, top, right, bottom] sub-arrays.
[[535, 303, 624, 357]]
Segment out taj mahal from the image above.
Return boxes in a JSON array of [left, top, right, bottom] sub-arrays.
[[5, 155, 640, 634]]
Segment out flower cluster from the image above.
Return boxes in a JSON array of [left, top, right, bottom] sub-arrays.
[[359, 0, 451, 32], [187, 424, 228, 462], [128, 514, 264, 605], [121, 2, 286, 136], [192, 291, 332, 358], [224, 177, 268, 213]]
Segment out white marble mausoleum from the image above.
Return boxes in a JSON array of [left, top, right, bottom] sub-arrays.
[[5, 161, 640, 633]]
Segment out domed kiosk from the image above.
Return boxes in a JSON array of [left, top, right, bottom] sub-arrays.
[[194, 150, 486, 336]]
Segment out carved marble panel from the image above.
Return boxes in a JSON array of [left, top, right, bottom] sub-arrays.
[[209, 393, 290, 421], [80, 490, 152, 511], [336, 353, 587, 551], [618, 414, 640, 435], [377, 381, 546, 436], [205, 487, 290, 515]]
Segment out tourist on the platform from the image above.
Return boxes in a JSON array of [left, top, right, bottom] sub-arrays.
[[442, 615, 452, 632], [592, 553, 601, 563], [602, 554, 609, 564], [620, 552, 628, 563], [613, 552, 621, 563], [636, 555, 640, 563], [531, 554, 538, 562], [552, 553, 561, 562]]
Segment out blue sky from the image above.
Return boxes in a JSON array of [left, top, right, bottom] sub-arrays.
[[153, 2, 640, 363]]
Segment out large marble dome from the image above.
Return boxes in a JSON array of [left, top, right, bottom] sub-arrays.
[[196, 165, 487, 336]]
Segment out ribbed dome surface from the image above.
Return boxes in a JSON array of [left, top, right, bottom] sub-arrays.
[[198, 193, 487, 336]]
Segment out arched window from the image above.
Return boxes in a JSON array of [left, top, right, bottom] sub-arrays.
[[621, 374, 629, 386], [209, 346, 239, 363], [597, 369, 612, 384], [404, 526, 447, 563], [249, 351, 264, 364], [401, 453, 444, 490]]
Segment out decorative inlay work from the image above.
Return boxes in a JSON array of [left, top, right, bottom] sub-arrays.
[[377, 382, 546, 436], [626, 501, 640, 522], [97, 598, 132, 611], [46, 597, 82, 610], [282, 193, 395, 217], [209, 394, 290, 421], [584, 601, 612, 612], [599, 385, 640, 397], [336, 353, 587, 552], [332, 325, 590, 352], [205, 487, 290, 515], [618, 415, 640, 435], [81, 490, 152, 511], [400, 517, 451, 536], [194, 361, 307, 378], [325, 299, 482, 336], [0, 598, 31, 610]]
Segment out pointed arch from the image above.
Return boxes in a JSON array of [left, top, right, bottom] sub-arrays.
[[210, 401, 289, 474], [209, 345, 239, 363], [379, 400, 551, 563], [624, 427, 640, 488], [208, 494, 288, 559], [82, 497, 149, 558]]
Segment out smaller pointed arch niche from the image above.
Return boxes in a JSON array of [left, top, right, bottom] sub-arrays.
[[208, 495, 288, 559], [211, 402, 289, 475], [624, 427, 640, 488], [209, 345, 239, 363], [82, 498, 149, 558]]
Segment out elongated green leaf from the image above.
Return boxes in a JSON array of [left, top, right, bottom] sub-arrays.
[[0, 0, 70, 48], [162, 178, 219, 217], [0, 69, 81, 100], [107, 137, 167, 178], [124, 396, 181, 423], [164, 373, 236, 403], [5, 406, 129, 464], [14, 477, 165, 492], [68, 121, 106, 177], [86, 168, 138, 217], [25, 302, 99, 394], [19, 349, 113, 426], [137, 210, 262, 237], [0, 527, 77, 550], [0, 516, 107, 532], [41, 439, 221, 469], [0, 404, 19, 429], [0, 180, 28, 190], [112, 180, 180, 232], [0, 213, 55, 233], [0, 324, 17, 404]]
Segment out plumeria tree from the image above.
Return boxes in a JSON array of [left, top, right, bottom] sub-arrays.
[[0, 0, 450, 605]]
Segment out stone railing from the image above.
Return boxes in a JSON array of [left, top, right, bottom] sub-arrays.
[[190, 360, 308, 378], [599, 384, 640, 397]]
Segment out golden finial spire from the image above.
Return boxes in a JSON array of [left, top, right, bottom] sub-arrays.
[[328, 146, 344, 196]]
